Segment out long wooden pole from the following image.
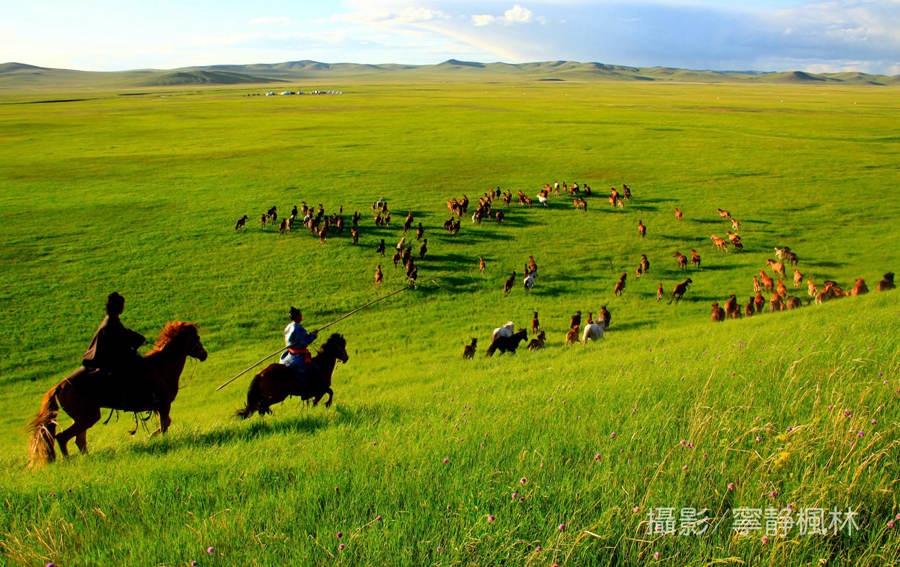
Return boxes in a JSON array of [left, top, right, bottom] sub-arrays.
[[215, 284, 412, 392]]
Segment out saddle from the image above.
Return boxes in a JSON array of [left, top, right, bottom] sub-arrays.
[[71, 365, 161, 411], [284, 361, 319, 387]]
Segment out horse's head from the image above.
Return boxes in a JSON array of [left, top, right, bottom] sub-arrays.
[[154, 322, 207, 362], [320, 333, 348, 363]]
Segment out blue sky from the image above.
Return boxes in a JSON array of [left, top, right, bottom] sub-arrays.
[[2, 0, 898, 74]]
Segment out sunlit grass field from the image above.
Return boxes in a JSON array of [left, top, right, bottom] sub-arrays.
[[1, 81, 899, 565]]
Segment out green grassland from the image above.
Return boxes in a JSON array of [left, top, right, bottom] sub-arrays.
[[1, 80, 899, 566]]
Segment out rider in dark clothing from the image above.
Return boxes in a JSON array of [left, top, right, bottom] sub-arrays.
[[82, 292, 145, 375]]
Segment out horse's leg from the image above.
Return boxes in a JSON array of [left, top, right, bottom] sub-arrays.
[[52, 377, 84, 456], [151, 405, 172, 437], [56, 424, 77, 457], [74, 408, 101, 454], [324, 388, 334, 408]]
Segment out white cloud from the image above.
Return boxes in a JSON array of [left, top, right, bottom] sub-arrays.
[[249, 16, 290, 25], [472, 14, 496, 26], [504, 5, 533, 24], [471, 4, 538, 26], [332, 7, 450, 26]]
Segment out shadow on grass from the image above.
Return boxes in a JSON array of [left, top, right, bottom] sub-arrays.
[[658, 234, 704, 242], [122, 404, 393, 457], [627, 204, 659, 212], [528, 284, 577, 298], [683, 263, 742, 272], [438, 229, 514, 243], [806, 260, 848, 269], [425, 252, 480, 271], [416, 275, 481, 294], [481, 213, 536, 229], [609, 320, 655, 332], [665, 294, 723, 303]]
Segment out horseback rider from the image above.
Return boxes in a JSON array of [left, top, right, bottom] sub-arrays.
[[82, 292, 146, 375], [280, 307, 317, 378]]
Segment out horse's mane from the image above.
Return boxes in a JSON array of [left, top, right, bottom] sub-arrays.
[[149, 321, 197, 354]]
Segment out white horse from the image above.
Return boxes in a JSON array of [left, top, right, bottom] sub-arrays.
[[581, 322, 605, 344], [537, 194, 548, 206], [523, 273, 535, 292], [491, 321, 515, 344]]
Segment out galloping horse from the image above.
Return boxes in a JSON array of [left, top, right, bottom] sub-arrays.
[[236, 333, 348, 419], [28, 322, 207, 466]]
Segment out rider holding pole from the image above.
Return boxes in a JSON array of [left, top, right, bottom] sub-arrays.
[[216, 285, 414, 392], [280, 307, 317, 376]]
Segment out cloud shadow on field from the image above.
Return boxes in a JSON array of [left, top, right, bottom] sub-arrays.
[[481, 213, 535, 229], [395, 210, 431, 220], [438, 229, 513, 243], [425, 252, 478, 270], [626, 204, 659, 212], [527, 284, 573, 298], [806, 260, 847, 269], [658, 234, 701, 242]]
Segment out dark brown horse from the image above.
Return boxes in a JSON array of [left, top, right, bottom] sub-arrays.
[[236, 333, 348, 419], [28, 322, 207, 466]]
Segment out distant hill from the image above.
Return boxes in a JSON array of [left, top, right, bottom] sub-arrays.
[[1, 59, 897, 90], [138, 70, 281, 86]]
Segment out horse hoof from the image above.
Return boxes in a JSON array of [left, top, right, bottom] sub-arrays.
[[325, 401, 332, 408]]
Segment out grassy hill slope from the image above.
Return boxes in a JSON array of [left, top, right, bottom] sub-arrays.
[[138, 70, 282, 86], [0, 81, 898, 565]]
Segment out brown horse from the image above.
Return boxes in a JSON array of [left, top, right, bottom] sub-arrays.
[[236, 333, 348, 419], [28, 322, 207, 466]]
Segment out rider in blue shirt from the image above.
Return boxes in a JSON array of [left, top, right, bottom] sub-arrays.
[[280, 307, 317, 376]]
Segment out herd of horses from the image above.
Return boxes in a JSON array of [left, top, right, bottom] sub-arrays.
[[459, 185, 896, 358]]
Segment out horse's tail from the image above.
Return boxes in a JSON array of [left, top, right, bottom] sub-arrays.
[[236, 373, 264, 420], [27, 383, 61, 467]]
